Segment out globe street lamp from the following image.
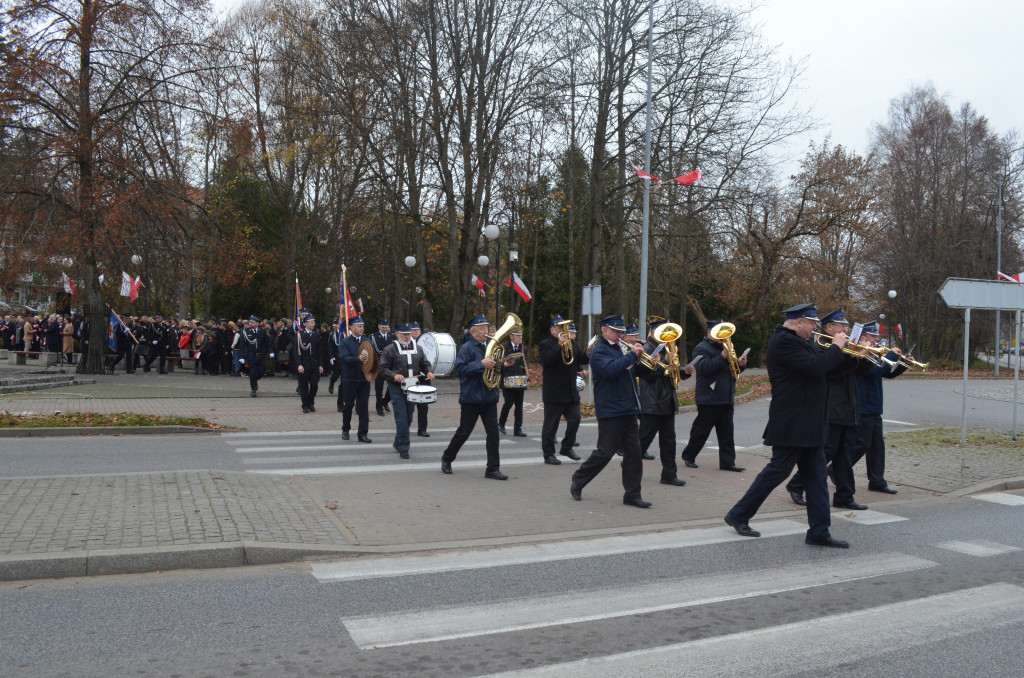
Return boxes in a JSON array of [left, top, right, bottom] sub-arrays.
[[404, 253, 416, 323]]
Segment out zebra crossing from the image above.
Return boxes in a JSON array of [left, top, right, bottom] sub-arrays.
[[310, 494, 1024, 672], [221, 424, 599, 475]]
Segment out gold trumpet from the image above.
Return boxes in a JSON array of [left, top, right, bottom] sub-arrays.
[[812, 331, 895, 368], [555, 319, 574, 365], [897, 354, 929, 371]]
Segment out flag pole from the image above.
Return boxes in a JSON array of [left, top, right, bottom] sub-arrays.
[[341, 264, 351, 336]]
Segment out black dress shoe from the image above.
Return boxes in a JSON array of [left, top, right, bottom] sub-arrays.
[[399, 450, 409, 459], [789, 490, 807, 506], [417, 431, 430, 437], [805, 536, 849, 548], [544, 456, 562, 465], [358, 435, 372, 443], [572, 442, 580, 447], [499, 425, 507, 434], [682, 459, 699, 469], [302, 407, 310, 413], [870, 486, 898, 494], [833, 501, 868, 510], [720, 465, 745, 472], [570, 483, 582, 501], [383, 403, 391, 412], [441, 460, 452, 474], [724, 513, 760, 537], [337, 407, 344, 413], [514, 431, 527, 437], [485, 470, 508, 480], [308, 405, 316, 412], [624, 497, 652, 509], [641, 453, 655, 460], [560, 450, 582, 461], [341, 431, 350, 440], [376, 408, 385, 417], [251, 390, 257, 398], [660, 477, 686, 486], [328, 383, 334, 394]]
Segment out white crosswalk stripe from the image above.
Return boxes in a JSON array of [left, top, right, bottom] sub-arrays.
[[830, 508, 908, 525], [973, 491, 1024, 506], [311, 519, 809, 583], [477, 584, 1024, 678], [341, 552, 937, 649], [935, 540, 1022, 557]]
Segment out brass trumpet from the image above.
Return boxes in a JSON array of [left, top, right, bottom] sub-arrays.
[[897, 354, 929, 371], [812, 331, 896, 369]]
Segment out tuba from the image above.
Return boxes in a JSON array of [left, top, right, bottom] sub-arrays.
[[709, 321, 741, 381], [651, 322, 684, 389], [483, 313, 524, 389]]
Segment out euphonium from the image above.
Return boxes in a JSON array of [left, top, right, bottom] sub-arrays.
[[482, 313, 524, 389], [651, 322, 684, 389], [555, 319, 574, 365], [709, 322, 741, 381]]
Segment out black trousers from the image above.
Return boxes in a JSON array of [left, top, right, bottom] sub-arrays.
[[851, 413, 889, 489], [342, 379, 370, 436], [156, 348, 168, 373], [499, 388, 525, 431], [328, 362, 342, 389], [571, 415, 644, 502], [640, 413, 678, 480], [374, 372, 392, 410], [680, 404, 736, 468], [442, 403, 500, 473], [728, 444, 832, 541], [247, 355, 266, 392], [787, 423, 857, 504], [541, 400, 580, 458], [298, 368, 320, 408], [414, 401, 429, 434]]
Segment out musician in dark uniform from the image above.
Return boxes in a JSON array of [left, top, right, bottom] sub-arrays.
[[295, 316, 323, 413], [409, 322, 431, 437], [327, 317, 344, 397], [370, 318, 394, 416], [637, 319, 693, 487], [441, 315, 513, 479], [724, 303, 851, 548], [538, 316, 589, 465], [241, 315, 272, 397], [379, 324, 434, 459], [498, 329, 528, 437], [339, 317, 372, 442], [852, 322, 908, 494], [680, 319, 748, 472], [569, 314, 649, 507], [786, 308, 872, 510]]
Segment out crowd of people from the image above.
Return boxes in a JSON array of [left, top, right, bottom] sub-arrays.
[[0, 314, 78, 364]]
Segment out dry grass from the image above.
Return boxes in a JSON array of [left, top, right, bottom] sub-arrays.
[[0, 411, 233, 429]]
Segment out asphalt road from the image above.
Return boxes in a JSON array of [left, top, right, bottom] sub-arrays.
[[3, 491, 1022, 677], [0, 379, 1010, 478]]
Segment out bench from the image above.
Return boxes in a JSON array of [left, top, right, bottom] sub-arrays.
[[9, 350, 43, 365]]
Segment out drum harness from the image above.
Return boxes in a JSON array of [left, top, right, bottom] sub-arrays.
[[396, 338, 420, 390]]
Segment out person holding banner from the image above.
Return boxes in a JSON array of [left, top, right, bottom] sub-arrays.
[[296, 315, 323, 413], [339, 317, 372, 442]]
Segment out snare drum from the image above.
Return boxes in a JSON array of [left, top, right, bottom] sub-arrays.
[[417, 332, 457, 377], [406, 384, 438, 404], [503, 375, 529, 389]]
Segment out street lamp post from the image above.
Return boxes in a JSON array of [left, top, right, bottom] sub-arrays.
[[404, 252, 416, 324], [483, 223, 500, 321]]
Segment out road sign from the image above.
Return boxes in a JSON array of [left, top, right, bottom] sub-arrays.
[[939, 278, 1024, 310]]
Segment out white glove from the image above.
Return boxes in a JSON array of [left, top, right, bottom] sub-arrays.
[[269, 353, 275, 358], [330, 358, 335, 365], [152, 340, 158, 344]]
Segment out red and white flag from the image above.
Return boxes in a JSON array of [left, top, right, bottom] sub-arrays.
[[61, 271, 75, 295], [633, 166, 659, 182], [877, 322, 884, 336], [120, 271, 132, 297], [998, 271, 1024, 283], [507, 272, 532, 303], [672, 169, 703, 185], [129, 276, 142, 302], [471, 274, 486, 296], [896, 323, 903, 340]]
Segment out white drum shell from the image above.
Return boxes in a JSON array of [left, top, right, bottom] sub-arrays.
[[418, 332, 457, 377], [406, 385, 437, 404]]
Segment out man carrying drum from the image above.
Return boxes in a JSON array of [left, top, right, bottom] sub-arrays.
[[498, 329, 528, 437], [379, 324, 434, 459]]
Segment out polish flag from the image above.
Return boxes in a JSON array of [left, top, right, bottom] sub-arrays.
[[998, 271, 1023, 283], [61, 271, 76, 295], [471, 274, 486, 296], [129, 276, 142, 302], [672, 169, 703, 185], [633, 166, 659, 182], [507, 272, 532, 303], [896, 323, 903, 340]]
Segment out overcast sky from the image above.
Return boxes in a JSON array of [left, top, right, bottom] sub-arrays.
[[748, 0, 1023, 158]]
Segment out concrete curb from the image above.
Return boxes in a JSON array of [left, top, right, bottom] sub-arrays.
[[946, 475, 1024, 498], [0, 541, 359, 581], [0, 425, 223, 438]]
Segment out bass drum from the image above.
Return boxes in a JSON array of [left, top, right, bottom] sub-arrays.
[[418, 332, 457, 377]]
